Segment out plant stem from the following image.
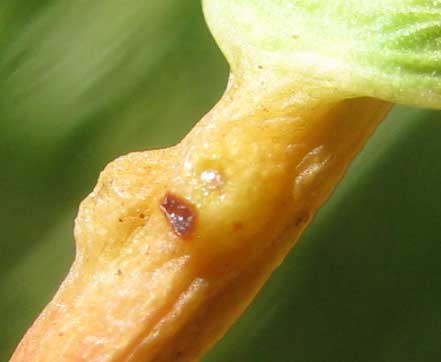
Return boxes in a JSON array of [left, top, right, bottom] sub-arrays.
[[10, 79, 391, 362]]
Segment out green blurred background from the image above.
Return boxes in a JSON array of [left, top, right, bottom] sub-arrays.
[[1, 1, 441, 361]]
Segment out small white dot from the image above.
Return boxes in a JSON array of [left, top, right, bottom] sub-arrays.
[[200, 169, 224, 188]]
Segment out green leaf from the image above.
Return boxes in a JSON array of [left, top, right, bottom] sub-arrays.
[[204, 0, 441, 108]]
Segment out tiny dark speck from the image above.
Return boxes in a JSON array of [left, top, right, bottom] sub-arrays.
[[295, 211, 310, 227], [233, 222, 244, 231], [160, 192, 197, 239]]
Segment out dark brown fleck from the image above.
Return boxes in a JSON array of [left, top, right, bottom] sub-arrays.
[[232, 222, 244, 231], [295, 211, 310, 227], [117, 269, 122, 276], [160, 192, 198, 239], [139, 213, 146, 219], [118, 217, 123, 223]]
